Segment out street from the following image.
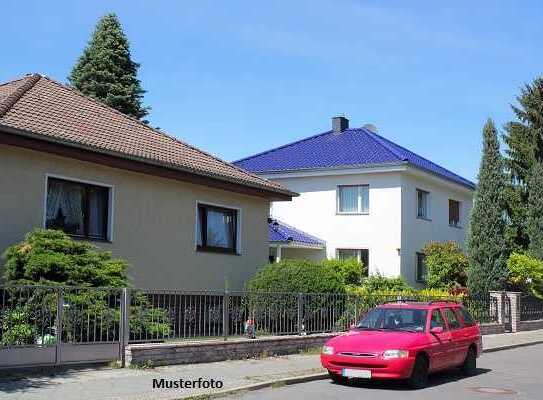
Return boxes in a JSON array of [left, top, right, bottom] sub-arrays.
[[232, 344, 543, 400]]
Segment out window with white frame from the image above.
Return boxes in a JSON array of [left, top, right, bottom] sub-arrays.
[[416, 252, 427, 283], [449, 199, 461, 226], [197, 204, 239, 254], [45, 177, 111, 241], [337, 248, 369, 276], [337, 185, 369, 214], [416, 189, 430, 219]]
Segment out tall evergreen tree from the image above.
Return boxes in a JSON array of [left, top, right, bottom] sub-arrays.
[[503, 77, 543, 251], [527, 161, 543, 259], [68, 13, 149, 120], [467, 119, 509, 296]]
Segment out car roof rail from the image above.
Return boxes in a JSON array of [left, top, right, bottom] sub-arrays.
[[381, 298, 420, 304], [427, 299, 459, 305]]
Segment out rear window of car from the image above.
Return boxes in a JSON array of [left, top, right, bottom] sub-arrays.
[[443, 308, 462, 329], [458, 307, 476, 326]]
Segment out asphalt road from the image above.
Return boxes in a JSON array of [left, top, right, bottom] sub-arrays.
[[232, 344, 543, 400]]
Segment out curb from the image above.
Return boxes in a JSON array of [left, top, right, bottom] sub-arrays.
[[180, 372, 328, 399], [482, 340, 543, 353], [182, 339, 543, 399]]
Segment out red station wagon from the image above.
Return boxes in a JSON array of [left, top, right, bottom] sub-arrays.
[[321, 301, 482, 389]]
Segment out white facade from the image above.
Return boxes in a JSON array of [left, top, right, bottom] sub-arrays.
[[264, 165, 473, 286]]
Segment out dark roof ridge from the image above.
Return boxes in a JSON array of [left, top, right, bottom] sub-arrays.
[[233, 129, 332, 164], [0, 74, 41, 117], [34, 75, 283, 190], [363, 129, 407, 161]]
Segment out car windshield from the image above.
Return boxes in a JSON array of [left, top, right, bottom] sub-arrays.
[[356, 308, 428, 333]]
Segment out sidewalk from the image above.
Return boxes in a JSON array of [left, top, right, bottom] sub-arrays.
[[0, 330, 541, 400]]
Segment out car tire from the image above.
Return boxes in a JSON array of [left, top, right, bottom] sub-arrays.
[[462, 347, 477, 376], [329, 371, 347, 384], [408, 355, 429, 389]]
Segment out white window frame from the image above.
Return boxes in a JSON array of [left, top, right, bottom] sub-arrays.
[[43, 174, 115, 242], [336, 185, 370, 215], [448, 199, 462, 227], [416, 188, 431, 220], [195, 201, 242, 255]]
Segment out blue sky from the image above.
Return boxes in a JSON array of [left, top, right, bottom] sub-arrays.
[[2, 1, 542, 181]]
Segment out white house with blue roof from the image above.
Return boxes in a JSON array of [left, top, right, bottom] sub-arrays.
[[235, 117, 475, 286]]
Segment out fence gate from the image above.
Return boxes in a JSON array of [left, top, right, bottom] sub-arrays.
[[0, 286, 123, 369]]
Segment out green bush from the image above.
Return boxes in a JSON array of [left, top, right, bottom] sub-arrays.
[[247, 259, 345, 294], [2, 229, 170, 343], [1, 306, 36, 346], [507, 252, 543, 298], [321, 258, 366, 285], [423, 241, 468, 289], [358, 272, 411, 292]]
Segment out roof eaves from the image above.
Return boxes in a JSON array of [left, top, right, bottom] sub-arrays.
[[0, 123, 298, 198]]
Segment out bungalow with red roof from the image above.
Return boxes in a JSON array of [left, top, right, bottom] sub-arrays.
[[0, 73, 296, 290], [235, 117, 475, 286]]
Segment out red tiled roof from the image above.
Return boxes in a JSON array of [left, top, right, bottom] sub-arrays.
[[0, 74, 294, 198]]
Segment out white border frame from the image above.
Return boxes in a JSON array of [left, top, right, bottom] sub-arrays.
[[43, 174, 115, 242], [336, 184, 370, 215], [194, 201, 243, 255]]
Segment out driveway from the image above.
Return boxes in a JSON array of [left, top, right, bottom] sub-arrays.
[[233, 343, 543, 400]]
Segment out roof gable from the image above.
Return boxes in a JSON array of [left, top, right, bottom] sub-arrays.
[[234, 127, 475, 190], [0, 74, 294, 198]]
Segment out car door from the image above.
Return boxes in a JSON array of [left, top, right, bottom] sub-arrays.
[[443, 307, 465, 365], [427, 308, 453, 371]]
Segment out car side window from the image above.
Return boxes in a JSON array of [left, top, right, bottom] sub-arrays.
[[430, 310, 446, 330], [458, 307, 475, 326], [444, 308, 462, 329]]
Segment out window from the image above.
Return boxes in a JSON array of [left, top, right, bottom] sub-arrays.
[[449, 199, 461, 226], [45, 177, 110, 241], [337, 249, 369, 275], [197, 204, 238, 254], [430, 310, 446, 330], [337, 185, 369, 214], [416, 189, 430, 219], [458, 307, 475, 326], [443, 308, 461, 330], [356, 308, 427, 332], [416, 252, 427, 282]]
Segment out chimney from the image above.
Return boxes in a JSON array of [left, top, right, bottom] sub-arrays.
[[332, 116, 349, 133]]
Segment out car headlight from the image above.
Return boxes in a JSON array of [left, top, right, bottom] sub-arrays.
[[322, 345, 334, 355], [382, 350, 409, 359]]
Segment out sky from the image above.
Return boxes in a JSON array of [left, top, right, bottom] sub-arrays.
[[2, 1, 542, 182]]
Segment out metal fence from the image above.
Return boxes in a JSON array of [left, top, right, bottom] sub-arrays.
[[520, 295, 543, 321], [124, 290, 499, 343]]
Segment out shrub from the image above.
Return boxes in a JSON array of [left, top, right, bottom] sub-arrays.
[[247, 259, 345, 294], [507, 252, 543, 298], [1, 306, 36, 346], [321, 258, 366, 285], [358, 272, 411, 292], [423, 241, 468, 289]]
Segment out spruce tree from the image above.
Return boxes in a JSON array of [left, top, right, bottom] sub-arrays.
[[467, 119, 509, 296], [527, 161, 543, 259], [503, 77, 543, 250], [68, 13, 149, 120]]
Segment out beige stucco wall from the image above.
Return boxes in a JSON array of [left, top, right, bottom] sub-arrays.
[[0, 144, 271, 290]]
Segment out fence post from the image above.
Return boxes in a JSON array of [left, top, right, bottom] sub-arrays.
[[489, 291, 505, 326], [506, 292, 522, 333], [297, 293, 304, 335], [120, 288, 131, 367], [223, 289, 229, 341], [55, 287, 63, 365]]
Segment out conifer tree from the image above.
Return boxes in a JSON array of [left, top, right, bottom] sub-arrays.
[[467, 119, 509, 296], [527, 161, 543, 259], [68, 13, 149, 120]]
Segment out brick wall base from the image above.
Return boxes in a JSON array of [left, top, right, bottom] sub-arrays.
[[518, 319, 543, 331], [126, 333, 337, 367], [480, 323, 506, 335]]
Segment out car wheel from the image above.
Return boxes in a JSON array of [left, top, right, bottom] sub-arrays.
[[408, 355, 429, 389], [329, 371, 347, 384], [462, 347, 477, 376]]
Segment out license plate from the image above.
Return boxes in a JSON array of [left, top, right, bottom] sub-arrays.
[[342, 368, 371, 379]]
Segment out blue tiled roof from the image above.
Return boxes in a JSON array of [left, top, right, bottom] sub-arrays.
[[268, 218, 325, 247], [235, 128, 475, 190]]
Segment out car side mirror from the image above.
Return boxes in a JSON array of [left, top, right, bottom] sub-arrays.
[[430, 326, 444, 334], [350, 324, 357, 330]]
